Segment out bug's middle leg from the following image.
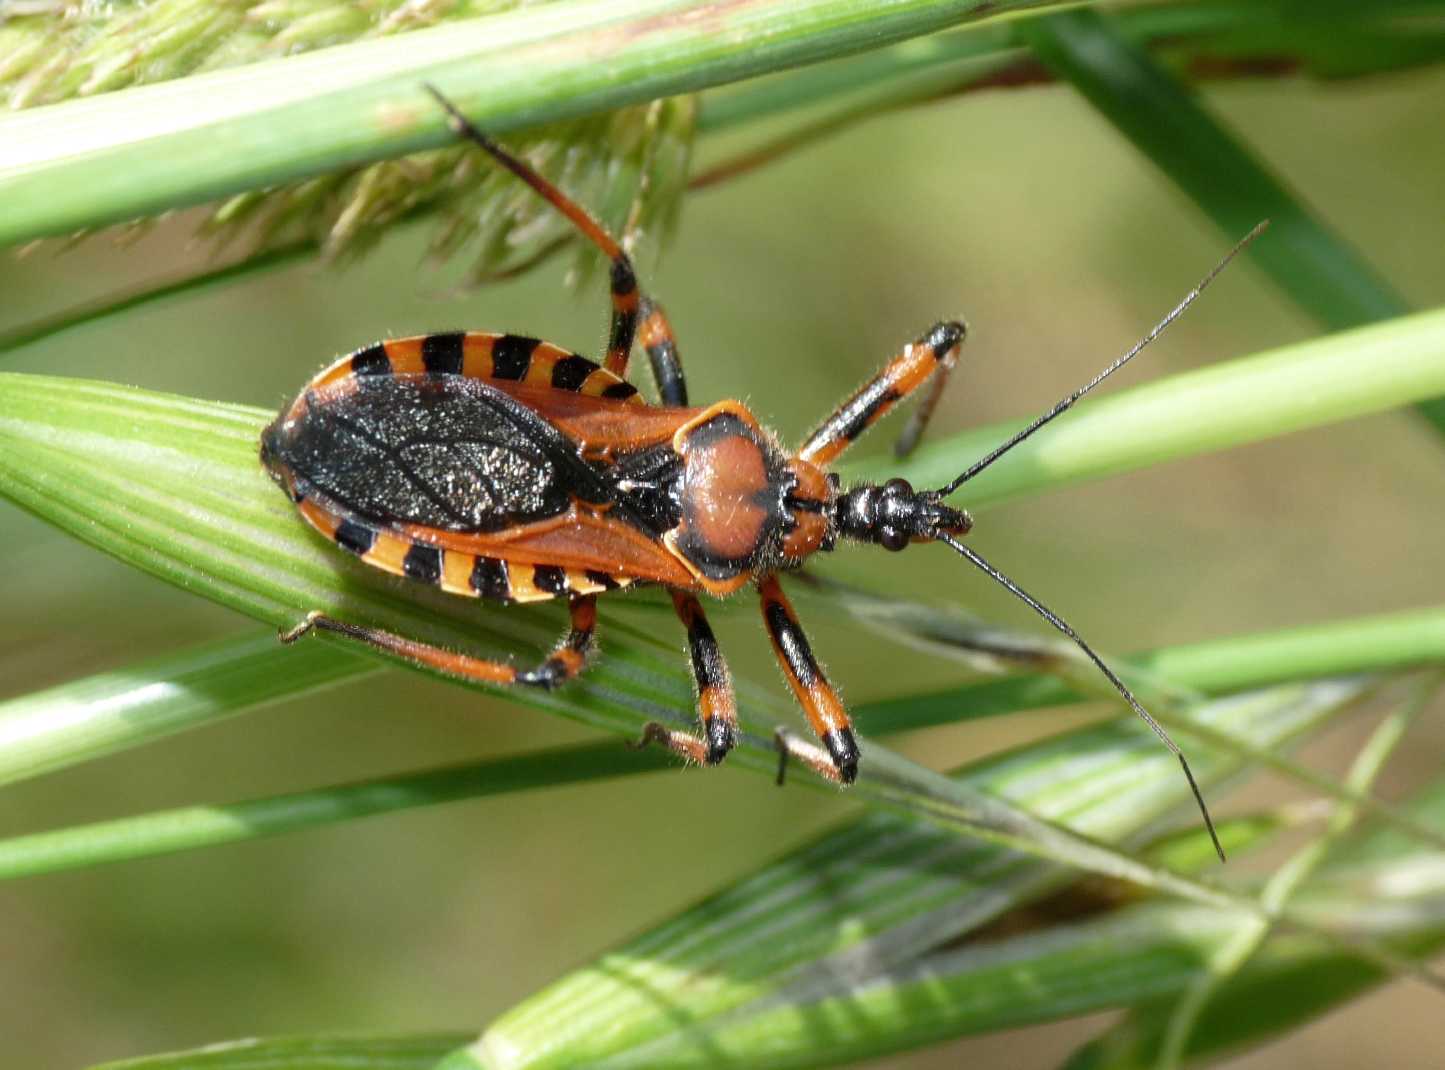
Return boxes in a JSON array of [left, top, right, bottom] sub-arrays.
[[757, 574, 859, 784], [795, 320, 966, 467], [279, 595, 598, 690], [638, 589, 738, 766]]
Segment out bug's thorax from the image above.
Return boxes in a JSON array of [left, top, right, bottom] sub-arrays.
[[662, 401, 833, 595]]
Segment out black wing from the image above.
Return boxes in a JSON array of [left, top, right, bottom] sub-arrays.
[[274, 375, 617, 532]]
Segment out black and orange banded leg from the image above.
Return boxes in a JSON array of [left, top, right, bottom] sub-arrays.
[[796, 320, 966, 467], [280, 595, 598, 691], [639, 590, 739, 766], [424, 86, 640, 374], [638, 297, 688, 406], [757, 575, 860, 784]]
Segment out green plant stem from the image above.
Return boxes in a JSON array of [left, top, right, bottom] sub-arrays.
[[0, 0, 1059, 246], [858, 604, 1445, 733]]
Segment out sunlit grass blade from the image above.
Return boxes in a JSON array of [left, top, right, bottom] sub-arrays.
[[446, 680, 1373, 1069], [700, 2, 1445, 133], [0, 632, 373, 788], [0, 0, 1059, 247], [857, 603, 1445, 734], [844, 306, 1445, 505], [11, 2, 1444, 362], [87, 1032, 471, 1070]]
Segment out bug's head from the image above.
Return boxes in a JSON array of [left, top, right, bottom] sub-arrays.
[[832, 478, 972, 552]]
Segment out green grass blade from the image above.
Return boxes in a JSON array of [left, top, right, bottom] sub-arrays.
[[701, 2, 1445, 132], [0, 0, 1059, 247], [448, 680, 1371, 1070], [844, 306, 1445, 505], [0, 742, 672, 882], [87, 1033, 471, 1070], [0, 632, 373, 788], [857, 603, 1445, 734]]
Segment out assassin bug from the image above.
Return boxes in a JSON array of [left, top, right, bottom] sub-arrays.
[[265, 87, 1260, 861]]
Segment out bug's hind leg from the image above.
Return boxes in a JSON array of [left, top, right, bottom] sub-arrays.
[[638, 297, 688, 406], [424, 86, 641, 377], [279, 596, 598, 691], [637, 590, 738, 765], [757, 575, 859, 784], [795, 321, 966, 467]]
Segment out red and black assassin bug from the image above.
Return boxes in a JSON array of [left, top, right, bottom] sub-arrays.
[[264, 86, 1260, 861]]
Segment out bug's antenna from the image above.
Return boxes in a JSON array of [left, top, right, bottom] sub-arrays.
[[936, 532, 1225, 862], [935, 221, 1268, 499]]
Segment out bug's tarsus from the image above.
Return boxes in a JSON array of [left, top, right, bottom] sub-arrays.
[[774, 727, 793, 786], [938, 533, 1226, 863], [632, 721, 676, 753], [278, 610, 323, 644], [936, 221, 1269, 498]]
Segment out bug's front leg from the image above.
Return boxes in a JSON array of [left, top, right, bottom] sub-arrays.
[[757, 575, 859, 784], [279, 595, 598, 690], [795, 320, 966, 466], [637, 589, 738, 765]]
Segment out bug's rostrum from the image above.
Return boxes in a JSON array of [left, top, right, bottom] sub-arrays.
[[832, 477, 972, 551]]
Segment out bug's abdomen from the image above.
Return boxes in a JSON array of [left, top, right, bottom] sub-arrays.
[[290, 495, 635, 604]]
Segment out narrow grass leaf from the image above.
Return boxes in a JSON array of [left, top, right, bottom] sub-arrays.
[[87, 1032, 471, 1070], [0, 632, 374, 788], [0, 742, 673, 883], [844, 307, 1445, 507], [0, 0, 1061, 247]]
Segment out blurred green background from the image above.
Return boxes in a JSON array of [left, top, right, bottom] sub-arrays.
[[3, 66, 1445, 1068]]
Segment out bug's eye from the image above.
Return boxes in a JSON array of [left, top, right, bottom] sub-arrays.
[[883, 477, 913, 498], [879, 526, 909, 552]]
